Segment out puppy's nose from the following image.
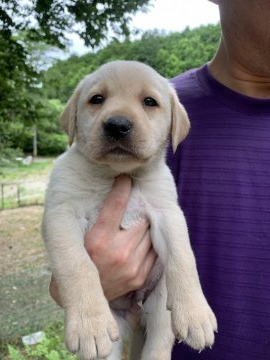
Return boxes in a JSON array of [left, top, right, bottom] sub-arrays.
[[103, 116, 132, 140]]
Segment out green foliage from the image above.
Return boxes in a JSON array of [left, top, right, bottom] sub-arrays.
[[1, 23, 221, 157], [0, 0, 152, 158], [6, 322, 75, 360], [0, 0, 151, 48], [38, 133, 67, 156], [0, 35, 38, 150], [42, 24, 221, 103], [7, 345, 26, 360], [0, 147, 24, 167], [0, 91, 66, 157], [34, 98, 67, 156], [41, 54, 97, 102]]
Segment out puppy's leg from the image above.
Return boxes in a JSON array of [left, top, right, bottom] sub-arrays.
[[42, 207, 119, 360], [152, 206, 217, 351], [141, 276, 174, 360]]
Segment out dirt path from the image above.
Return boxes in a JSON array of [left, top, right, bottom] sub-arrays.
[[0, 206, 47, 275], [0, 206, 62, 339]]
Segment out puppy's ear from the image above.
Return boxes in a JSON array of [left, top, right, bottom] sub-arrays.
[[170, 87, 190, 153], [61, 82, 82, 146]]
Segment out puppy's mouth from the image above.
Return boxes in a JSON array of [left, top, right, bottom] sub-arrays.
[[107, 146, 133, 156], [103, 144, 141, 158], [95, 143, 147, 163]]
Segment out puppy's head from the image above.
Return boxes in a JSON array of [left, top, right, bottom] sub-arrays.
[[61, 61, 189, 172]]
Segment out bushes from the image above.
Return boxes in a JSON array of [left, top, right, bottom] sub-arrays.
[[37, 133, 67, 156], [4, 322, 75, 360], [0, 98, 67, 158], [0, 147, 24, 167]]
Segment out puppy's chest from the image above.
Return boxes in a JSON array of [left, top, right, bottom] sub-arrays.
[[122, 187, 151, 227], [84, 186, 151, 233]]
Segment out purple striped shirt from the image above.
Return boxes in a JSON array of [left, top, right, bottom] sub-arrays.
[[167, 65, 270, 360]]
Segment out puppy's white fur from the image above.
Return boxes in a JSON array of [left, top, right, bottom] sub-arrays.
[[42, 60, 217, 360]]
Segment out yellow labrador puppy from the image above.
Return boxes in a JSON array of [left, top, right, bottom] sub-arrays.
[[42, 61, 217, 360]]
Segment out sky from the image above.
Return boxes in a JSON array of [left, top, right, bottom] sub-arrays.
[[67, 0, 220, 56], [132, 0, 219, 33]]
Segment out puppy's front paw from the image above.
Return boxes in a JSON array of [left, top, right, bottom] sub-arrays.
[[65, 305, 119, 360], [168, 295, 217, 351]]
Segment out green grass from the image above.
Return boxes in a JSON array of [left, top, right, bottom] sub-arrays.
[[0, 158, 54, 182], [0, 322, 76, 360], [0, 157, 54, 209], [1, 183, 46, 209]]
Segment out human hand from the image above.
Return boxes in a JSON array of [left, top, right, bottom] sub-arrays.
[[84, 175, 157, 301], [50, 175, 157, 305]]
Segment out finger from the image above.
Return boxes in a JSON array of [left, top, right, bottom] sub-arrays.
[[138, 229, 157, 274], [124, 218, 150, 249], [128, 230, 157, 287], [95, 175, 132, 233], [130, 248, 157, 290], [141, 249, 158, 280]]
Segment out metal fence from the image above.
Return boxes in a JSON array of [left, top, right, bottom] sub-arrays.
[[0, 180, 47, 210]]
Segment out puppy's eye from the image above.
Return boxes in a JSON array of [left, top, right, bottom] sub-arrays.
[[143, 97, 158, 107], [89, 94, 104, 104]]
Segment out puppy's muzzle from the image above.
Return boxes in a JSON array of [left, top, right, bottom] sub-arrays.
[[103, 116, 132, 140]]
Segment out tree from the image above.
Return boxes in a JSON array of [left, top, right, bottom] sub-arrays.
[[0, 0, 152, 159], [0, 0, 152, 48], [42, 24, 221, 103]]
